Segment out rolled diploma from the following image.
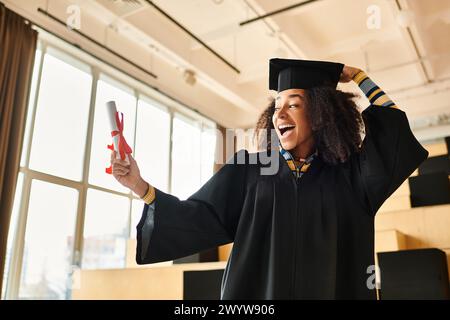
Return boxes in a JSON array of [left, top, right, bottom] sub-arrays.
[[106, 100, 129, 163]]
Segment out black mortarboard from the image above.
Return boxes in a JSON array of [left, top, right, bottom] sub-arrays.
[[269, 58, 344, 92]]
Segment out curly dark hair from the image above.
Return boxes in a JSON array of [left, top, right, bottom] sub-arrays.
[[254, 86, 364, 165]]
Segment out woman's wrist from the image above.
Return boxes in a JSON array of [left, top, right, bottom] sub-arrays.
[[352, 70, 368, 85], [351, 69, 364, 81], [133, 177, 149, 198]]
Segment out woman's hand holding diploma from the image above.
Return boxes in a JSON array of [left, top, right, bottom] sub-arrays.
[[111, 150, 149, 198], [105, 100, 150, 199]]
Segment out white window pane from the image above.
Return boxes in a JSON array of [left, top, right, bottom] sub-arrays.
[[29, 52, 92, 181], [82, 189, 130, 269], [171, 115, 201, 200], [21, 49, 42, 167], [130, 199, 144, 239], [2, 173, 24, 299], [201, 128, 217, 184], [89, 77, 136, 193], [135, 98, 170, 193], [19, 180, 78, 300]]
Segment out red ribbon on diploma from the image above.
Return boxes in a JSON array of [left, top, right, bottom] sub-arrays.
[[105, 111, 132, 174]]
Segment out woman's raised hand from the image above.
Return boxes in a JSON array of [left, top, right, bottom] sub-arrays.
[[110, 151, 148, 197], [339, 65, 362, 83]]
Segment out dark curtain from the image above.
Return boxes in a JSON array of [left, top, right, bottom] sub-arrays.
[[0, 3, 37, 293]]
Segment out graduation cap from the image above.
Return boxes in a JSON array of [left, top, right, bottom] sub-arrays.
[[269, 58, 344, 92]]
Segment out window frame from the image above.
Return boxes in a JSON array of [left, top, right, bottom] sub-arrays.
[[4, 33, 217, 299]]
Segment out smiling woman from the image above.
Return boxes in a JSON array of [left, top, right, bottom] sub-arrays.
[[112, 58, 428, 300], [256, 85, 363, 165], [273, 90, 313, 156]]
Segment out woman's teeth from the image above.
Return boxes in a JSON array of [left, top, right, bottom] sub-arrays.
[[278, 124, 295, 136]]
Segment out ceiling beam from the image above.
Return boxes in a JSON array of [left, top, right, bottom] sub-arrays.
[[37, 7, 157, 79], [190, 23, 240, 50], [142, 0, 240, 73], [81, 0, 260, 114], [387, 0, 431, 84], [242, 0, 309, 59], [239, 0, 321, 26]]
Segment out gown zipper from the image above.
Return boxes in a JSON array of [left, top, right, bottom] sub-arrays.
[[292, 176, 301, 298]]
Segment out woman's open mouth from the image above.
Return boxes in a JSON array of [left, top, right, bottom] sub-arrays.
[[278, 124, 296, 137]]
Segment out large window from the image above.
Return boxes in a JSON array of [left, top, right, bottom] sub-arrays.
[[171, 114, 202, 200], [19, 181, 78, 299], [29, 49, 92, 181], [81, 189, 130, 269], [3, 39, 217, 300], [135, 98, 171, 193], [171, 114, 217, 200]]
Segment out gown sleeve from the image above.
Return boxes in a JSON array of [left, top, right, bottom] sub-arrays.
[[136, 149, 248, 264], [349, 72, 429, 216]]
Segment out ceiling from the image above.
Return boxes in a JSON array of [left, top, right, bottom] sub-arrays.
[[3, 0, 450, 140]]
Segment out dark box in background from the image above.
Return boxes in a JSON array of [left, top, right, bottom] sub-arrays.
[[378, 248, 450, 300], [418, 155, 450, 175], [183, 269, 224, 300], [174, 248, 218, 264], [409, 172, 450, 207]]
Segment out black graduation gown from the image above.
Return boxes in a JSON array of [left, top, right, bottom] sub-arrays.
[[136, 105, 428, 299]]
